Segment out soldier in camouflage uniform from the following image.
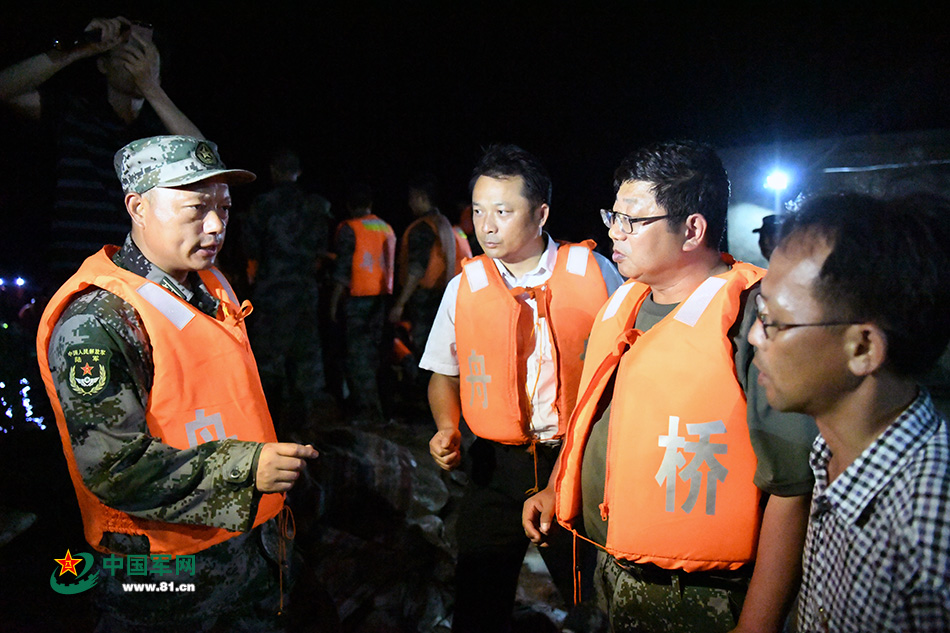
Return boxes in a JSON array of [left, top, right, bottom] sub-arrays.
[[36, 135, 319, 632], [389, 173, 456, 362], [242, 148, 335, 438], [328, 183, 396, 424]]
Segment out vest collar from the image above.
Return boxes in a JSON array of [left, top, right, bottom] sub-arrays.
[[115, 235, 220, 318], [492, 233, 558, 287]]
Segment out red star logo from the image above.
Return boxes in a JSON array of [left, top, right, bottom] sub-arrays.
[[54, 550, 81, 576], [81, 363, 93, 376]]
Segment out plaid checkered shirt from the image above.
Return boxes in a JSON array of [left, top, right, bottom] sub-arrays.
[[799, 391, 950, 632]]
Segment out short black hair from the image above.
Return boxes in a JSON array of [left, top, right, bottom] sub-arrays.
[[469, 144, 552, 210], [346, 182, 373, 213], [408, 172, 439, 205], [613, 140, 730, 249], [269, 148, 301, 175], [780, 191, 950, 377]]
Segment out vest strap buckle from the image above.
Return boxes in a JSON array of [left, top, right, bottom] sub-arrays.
[[613, 328, 640, 355]]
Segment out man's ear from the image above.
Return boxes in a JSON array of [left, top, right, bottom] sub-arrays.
[[682, 213, 708, 251], [845, 323, 888, 377], [535, 203, 550, 230], [126, 192, 147, 229]]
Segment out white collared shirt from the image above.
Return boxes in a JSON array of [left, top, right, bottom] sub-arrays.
[[420, 235, 622, 440]]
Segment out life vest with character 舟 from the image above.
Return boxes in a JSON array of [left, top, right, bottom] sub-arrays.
[[36, 246, 283, 555], [456, 241, 611, 444]]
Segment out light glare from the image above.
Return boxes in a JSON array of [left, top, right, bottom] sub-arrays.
[[764, 170, 790, 191]]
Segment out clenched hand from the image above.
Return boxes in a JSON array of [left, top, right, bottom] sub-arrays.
[[255, 442, 318, 493]]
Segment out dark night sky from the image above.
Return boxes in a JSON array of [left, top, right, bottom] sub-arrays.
[[1, 1, 948, 267]]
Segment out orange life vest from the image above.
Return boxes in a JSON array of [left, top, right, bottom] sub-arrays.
[[397, 212, 456, 290], [340, 214, 396, 296], [456, 241, 610, 444], [556, 258, 765, 572], [36, 247, 283, 555], [453, 225, 473, 275]]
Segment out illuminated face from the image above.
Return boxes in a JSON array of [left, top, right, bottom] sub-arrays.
[[747, 238, 855, 416], [130, 177, 231, 282], [471, 175, 548, 267], [608, 180, 685, 283]]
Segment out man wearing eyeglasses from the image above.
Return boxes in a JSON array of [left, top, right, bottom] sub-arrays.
[[749, 192, 950, 632], [523, 140, 817, 632]]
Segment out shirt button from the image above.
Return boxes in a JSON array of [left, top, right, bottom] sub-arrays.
[[229, 468, 242, 480]]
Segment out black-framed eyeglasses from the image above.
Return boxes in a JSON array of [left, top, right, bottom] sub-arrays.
[[754, 294, 859, 341], [600, 209, 669, 234]]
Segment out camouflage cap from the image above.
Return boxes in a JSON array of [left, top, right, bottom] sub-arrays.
[[115, 135, 256, 194]]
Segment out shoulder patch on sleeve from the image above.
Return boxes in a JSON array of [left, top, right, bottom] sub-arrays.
[[65, 345, 112, 399]]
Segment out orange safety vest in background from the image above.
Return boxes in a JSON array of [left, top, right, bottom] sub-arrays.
[[397, 212, 456, 290], [341, 214, 396, 296], [453, 225, 473, 275], [456, 241, 610, 444], [556, 259, 765, 572], [36, 247, 283, 555]]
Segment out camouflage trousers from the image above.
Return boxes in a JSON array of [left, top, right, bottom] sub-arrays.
[[249, 284, 328, 436], [405, 287, 442, 358], [594, 550, 747, 632], [92, 517, 294, 632], [341, 295, 386, 421]]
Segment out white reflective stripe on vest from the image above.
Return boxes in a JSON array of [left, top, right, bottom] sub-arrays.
[[674, 277, 727, 327], [464, 258, 489, 293], [136, 283, 195, 330], [208, 268, 239, 306], [566, 245, 589, 276], [602, 283, 635, 321]]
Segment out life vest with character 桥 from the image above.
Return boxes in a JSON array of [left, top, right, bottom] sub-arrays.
[[556, 257, 765, 572]]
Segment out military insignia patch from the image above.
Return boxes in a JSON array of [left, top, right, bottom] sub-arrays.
[[159, 277, 187, 300], [65, 345, 112, 399], [194, 142, 218, 166]]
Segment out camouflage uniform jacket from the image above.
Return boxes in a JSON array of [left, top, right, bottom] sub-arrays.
[[243, 182, 331, 292], [46, 235, 265, 549]]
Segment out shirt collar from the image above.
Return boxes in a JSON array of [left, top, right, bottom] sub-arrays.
[[812, 390, 938, 524], [491, 233, 558, 286], [114, 234, 221, 318]]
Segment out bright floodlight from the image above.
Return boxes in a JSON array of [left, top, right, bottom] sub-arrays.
[[15, 277, 25, 287], [764, 170, 790, 191]]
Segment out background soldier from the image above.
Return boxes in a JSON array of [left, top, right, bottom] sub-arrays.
[[753, 214, 781, 261], [329, 182, 396, 425], [242, 147, 335, 438], [390, 173, 456, 362]]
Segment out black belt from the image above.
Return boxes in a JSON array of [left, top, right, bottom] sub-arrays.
[[612, 557, 751, 593], [478, 437, 562, 454]]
